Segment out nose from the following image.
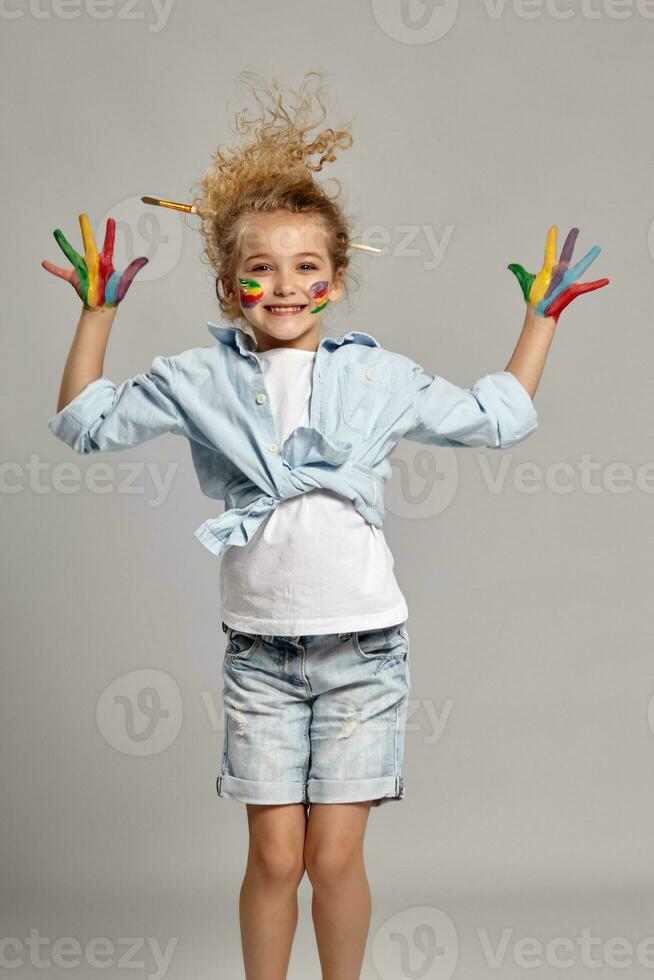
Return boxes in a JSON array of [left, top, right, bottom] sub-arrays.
[[273, 282, 296, 297], [271, 268, 299, 297]]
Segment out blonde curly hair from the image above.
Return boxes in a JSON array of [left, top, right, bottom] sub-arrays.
[[188, 69, 359, 332]]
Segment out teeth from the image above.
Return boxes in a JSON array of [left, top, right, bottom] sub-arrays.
[[268, 306, 303, 312]]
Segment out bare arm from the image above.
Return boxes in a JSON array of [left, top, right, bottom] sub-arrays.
[[55, 305, 117, 412], [503, 305, 556, 400], [404, 227, 608, 451], [45, 212, 183, 455]]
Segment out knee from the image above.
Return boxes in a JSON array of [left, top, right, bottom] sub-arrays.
[[247, 843, 305, 889], [304, 844, 361, 888]]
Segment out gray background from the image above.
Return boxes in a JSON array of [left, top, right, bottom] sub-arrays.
[[3, 1, 654, 977]]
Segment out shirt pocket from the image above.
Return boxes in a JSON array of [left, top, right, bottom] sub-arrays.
[[337, 363, 399, 433]]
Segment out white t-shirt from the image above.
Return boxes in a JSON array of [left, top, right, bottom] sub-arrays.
[[219, 346, 409, 636]]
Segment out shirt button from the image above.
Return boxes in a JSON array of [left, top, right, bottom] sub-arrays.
[[366, 369, 375, 380], [267, 442, 278, 453], [256, 393, 266, 404]]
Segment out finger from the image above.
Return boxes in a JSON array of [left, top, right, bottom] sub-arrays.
[[566, 244, 602, 283], [530, 225, 558, 305], [69, 269, 84, 302], [544, 224, 558, 267], [559, 227, 579, 265], [79, 211, 98, 256], [100, 217, 115, 262], [104, 270, 122, 306], [53, 228, 84, 272], [507, 263, 536, 304], [79, 213, 100, 308], [98, 218, 116, 304], [42, 259, 77, 283], [115, 256, 149, 304], [545, 227, 579, 299], [42, 261, 85, 302], [53, 227, 89, 302], [539, 245, 602, 311], [544, 277, 609, 322]]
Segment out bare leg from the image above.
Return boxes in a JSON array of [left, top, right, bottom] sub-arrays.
[[304, 801, 373, 980], [239, 802, 309, 979]]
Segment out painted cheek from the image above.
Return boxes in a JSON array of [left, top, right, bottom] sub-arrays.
[[309, 280, 329, 314], [238, 277, 263, 308]]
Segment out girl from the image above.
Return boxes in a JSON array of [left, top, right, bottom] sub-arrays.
[[44, 71, 607, 980]]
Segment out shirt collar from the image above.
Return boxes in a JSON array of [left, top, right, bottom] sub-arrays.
[[206, 322, 380, 356]]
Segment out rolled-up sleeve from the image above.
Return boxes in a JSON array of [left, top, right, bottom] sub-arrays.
[[403, 359, 538, 449], [48, 354, 184, 454]]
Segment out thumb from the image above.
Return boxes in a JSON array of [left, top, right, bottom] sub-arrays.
[[507, 263, 536, 304]]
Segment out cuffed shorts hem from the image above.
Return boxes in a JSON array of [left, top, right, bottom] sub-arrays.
[[308, 775, 404, 806], [217, 773, 306, 805], [217, 773, 404, 807]]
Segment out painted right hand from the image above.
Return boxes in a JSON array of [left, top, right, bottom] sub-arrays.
[[42, 212, 149, 310]]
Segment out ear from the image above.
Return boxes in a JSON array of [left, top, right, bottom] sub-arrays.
[[221, 275, 239, 306], [328, 269, 345, 303]]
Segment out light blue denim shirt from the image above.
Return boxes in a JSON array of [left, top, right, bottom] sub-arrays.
[[48, 322, 538, 556]]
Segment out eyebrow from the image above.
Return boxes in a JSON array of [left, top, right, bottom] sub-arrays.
[[244, 252, 324, 262]]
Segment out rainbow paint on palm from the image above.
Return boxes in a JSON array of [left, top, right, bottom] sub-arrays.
[[41, 212, 149, 309], [309, 280, 329, 314], [508, 226, 608, 323], [239, 278, 264, 308]]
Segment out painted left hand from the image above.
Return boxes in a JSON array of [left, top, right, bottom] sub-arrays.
[[508, 226, 609, 323]]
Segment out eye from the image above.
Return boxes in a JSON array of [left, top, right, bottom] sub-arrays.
[[299, 263, 317, 270], [250, 264, 272, 272]]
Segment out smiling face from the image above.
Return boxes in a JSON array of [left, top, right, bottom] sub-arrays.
[[223, 210, 344, 352]]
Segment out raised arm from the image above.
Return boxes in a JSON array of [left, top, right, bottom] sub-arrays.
[[506, 225, 609, 398], [55, 304, 117, 412], [502, 305, 557, 402], [44, 211, 183, 454], [402, 225, 609, 451], [43, 211, 149, 411]]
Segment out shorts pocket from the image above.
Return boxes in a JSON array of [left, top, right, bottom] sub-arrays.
[[352, 622, 408, 662], [224, 627, 261, 660]]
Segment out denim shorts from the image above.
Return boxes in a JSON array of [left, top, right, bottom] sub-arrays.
[[217, 620, 411, 807]]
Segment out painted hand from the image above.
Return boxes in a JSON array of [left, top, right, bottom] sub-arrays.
[[42, 213, 149, 310], [508, 226, 609, 323]]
